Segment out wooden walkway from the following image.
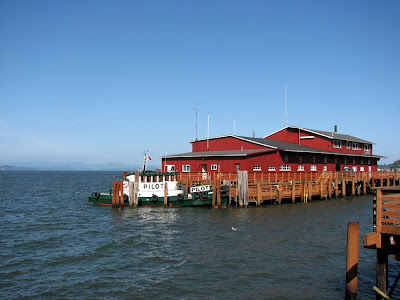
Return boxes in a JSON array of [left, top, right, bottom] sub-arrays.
[[178, 171, 400, 206]]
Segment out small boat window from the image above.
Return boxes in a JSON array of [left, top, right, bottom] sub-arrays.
[[158, 175, 163, 182], [140, 176, 145, 182], [147, 176, 152, 183], [165, 175, 169, 181], [153, 176, 158, 183]]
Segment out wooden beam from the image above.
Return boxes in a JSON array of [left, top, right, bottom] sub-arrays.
[[345, 222, 359, 300]]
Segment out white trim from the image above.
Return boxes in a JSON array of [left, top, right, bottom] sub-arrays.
[[300, 136, 314, 140]]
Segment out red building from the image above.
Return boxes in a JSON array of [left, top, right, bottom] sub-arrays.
[[161, 126, 382, 175]]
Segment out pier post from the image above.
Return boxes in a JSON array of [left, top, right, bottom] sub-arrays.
[[320, 180, 324, 199], [376, 249, 388, 300], [345, 222, 359, 300], [164, 182, 168, 207], [363, 177, 367, 195], [342, 179, 346, 197], [257, 181, 261, 207], [351, 180, 356, 196], [335, 179, 339, 198], [212, 178, 217, 207], [112, 181, 116, 208], [300, 181, 305, 202], [328, 179, 332, 199], [291, 181, 295, 203], [128, 182, 133, 208], [120, 181, 124, 209], [217, 179, 221, 208]]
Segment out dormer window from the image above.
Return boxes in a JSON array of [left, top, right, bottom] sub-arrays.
[[364, 144, 370, 152], [346, 142, 351, 149], [352, 142, 359, 150], [333, 140, 341, 148]]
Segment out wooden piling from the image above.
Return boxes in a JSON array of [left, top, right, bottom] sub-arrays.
[[217, 179, 221, 208], [351, 180, 355, 196], [342, 179, 346, 197], [257, 181, 262, 207], [212, 178, 216, 207], [164, 182, 168, 207], [376, 249, 388, 300], [335, 179, 339, 198], [345, 222, 359, 300], [291, 181, 295, 203], [112, 181, 116, 208], [128, 181, 134, 208]]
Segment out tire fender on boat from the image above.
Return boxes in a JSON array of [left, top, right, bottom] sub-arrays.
[[151, 194, 158, 202], [177, 193, 184, 203], [201, 191, 208, 199], [194, 192, 200, 199], [93, 192, 100, 200]]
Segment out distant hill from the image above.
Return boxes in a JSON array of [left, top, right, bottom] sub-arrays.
[[0, 161, 158, 171], [378, 159, 400, 171], [0, 165, 35, 171]]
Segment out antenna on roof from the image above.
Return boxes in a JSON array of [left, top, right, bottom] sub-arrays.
[[285, 83, 288, 127], [194, 108, 198, 141]]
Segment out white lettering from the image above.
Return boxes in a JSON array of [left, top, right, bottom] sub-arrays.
[[190, 185, 211, 193]]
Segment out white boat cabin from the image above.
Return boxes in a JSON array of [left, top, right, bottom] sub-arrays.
[[123, 172, 183, 198]]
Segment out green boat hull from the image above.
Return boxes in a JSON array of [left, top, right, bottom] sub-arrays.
[[88, 191, 229, 208]]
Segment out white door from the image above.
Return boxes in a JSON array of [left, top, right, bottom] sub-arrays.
[[202, 164, 207, 180]]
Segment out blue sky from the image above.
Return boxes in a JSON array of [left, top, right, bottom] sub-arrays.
[[1, 0, 399, 166]]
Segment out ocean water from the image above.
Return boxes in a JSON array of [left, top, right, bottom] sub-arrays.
[[1, 171, 399, 299]]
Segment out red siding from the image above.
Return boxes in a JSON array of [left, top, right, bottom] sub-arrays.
[[268, 127, 374, 155], [192, 136, 267, 152]]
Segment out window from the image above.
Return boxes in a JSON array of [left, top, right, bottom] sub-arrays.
[[268, 166, 276, 171], [335, 158, 338, 164], [253, 165, 261, 171], [235, 164, 240, 171], [352, 142, 359, 150], [364, 144, 370, 152], [310, 165, 317, 171], [344, 158, 347, 164], [368, 159, 371, 165], [333, 140, 341, 148], [182, 165, 191, 172], [360, 167, 365, 172], [165, 165, 175, 172], [324, 157, 327, 164], [361, 159, 364, 165], [297, 165, 304, 171], [211, 164, 217, 170], [284, 156, 289, 163], [353, 158, 356, 164], [323, 166, 327, 171], [299, 156, 302, 163], [347, 142, 351, 149], [352, 167, 357, 172], [279, 165, 291, 171], [312, 156, 316, 163]]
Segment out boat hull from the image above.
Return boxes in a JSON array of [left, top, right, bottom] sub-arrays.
[[88, 191, 229, 208]]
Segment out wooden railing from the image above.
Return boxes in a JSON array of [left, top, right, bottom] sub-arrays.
[[177, 171, 400, 184], [364, 187, 400, 248]]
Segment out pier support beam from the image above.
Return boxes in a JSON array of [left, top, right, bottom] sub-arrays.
[[345, 222, 359, 300], [376, 249, 388, 300]]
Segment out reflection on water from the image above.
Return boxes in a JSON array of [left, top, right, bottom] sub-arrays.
[[1, 171, 399, 299]]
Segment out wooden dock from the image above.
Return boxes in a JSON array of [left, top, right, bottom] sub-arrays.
[[364, 187, 400, 299], [178, 171, 400, 206]]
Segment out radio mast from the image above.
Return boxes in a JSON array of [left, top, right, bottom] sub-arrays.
[[285, 83, 288, 127]]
